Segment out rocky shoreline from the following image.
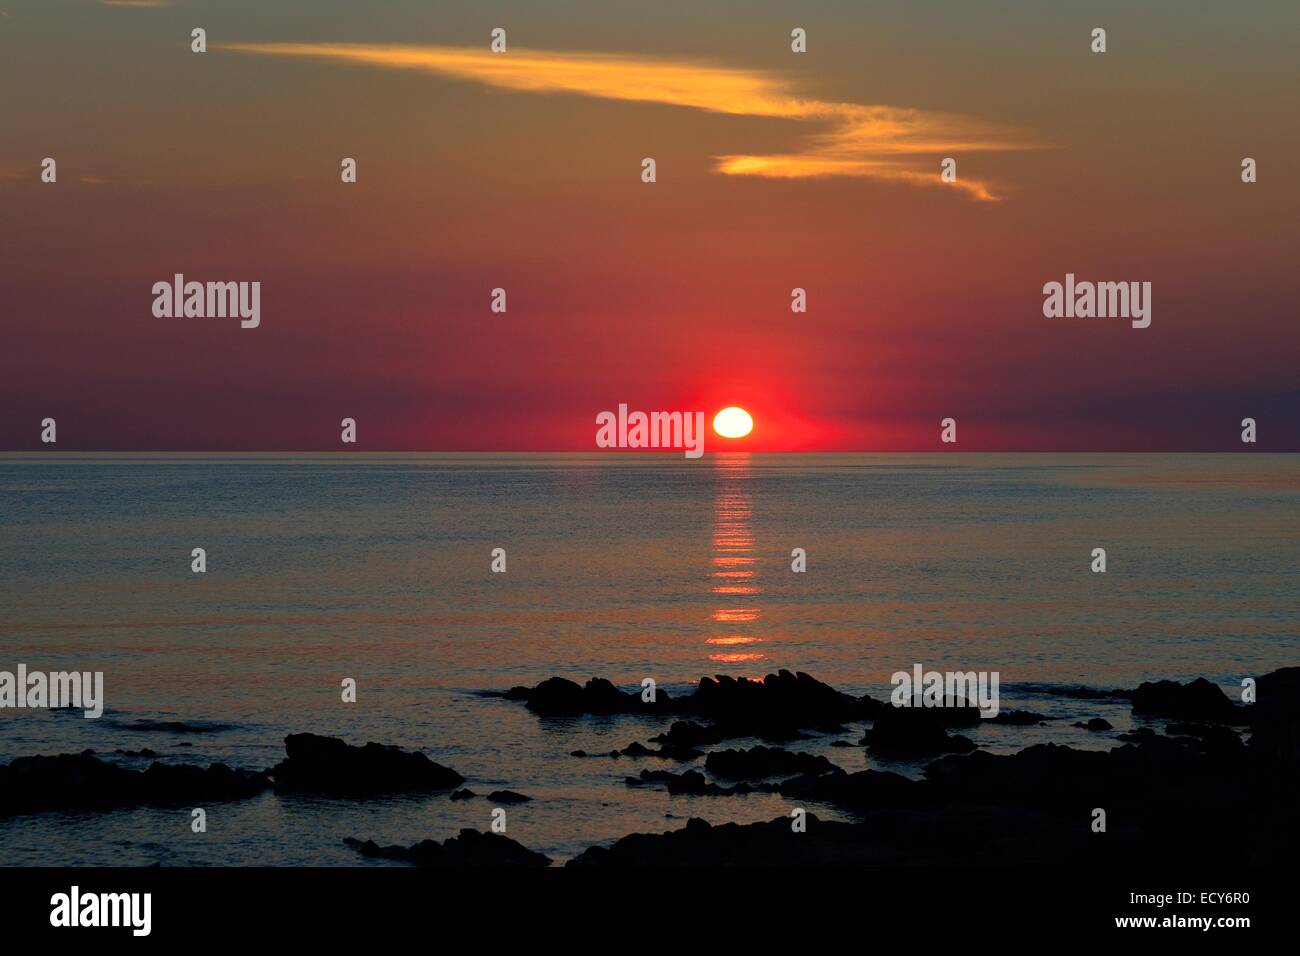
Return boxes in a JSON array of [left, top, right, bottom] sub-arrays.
[[2, 666, 1295, 865]]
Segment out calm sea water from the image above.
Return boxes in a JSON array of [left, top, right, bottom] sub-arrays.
[[1, 453, 1296, 864]]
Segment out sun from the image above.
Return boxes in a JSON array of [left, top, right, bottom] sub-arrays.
[[713, 406, 754, 439]]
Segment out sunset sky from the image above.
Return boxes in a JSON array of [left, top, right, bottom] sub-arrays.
[[2, 0, 1297, 450]]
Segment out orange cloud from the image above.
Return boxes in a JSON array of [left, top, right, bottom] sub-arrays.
[[219, 43, 1034, 200]]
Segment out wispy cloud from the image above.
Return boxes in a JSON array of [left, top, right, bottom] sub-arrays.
[[219, 43, 1034, 201], [97, 1, 173, 7]]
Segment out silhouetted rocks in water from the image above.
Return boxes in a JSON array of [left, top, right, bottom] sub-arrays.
[[689, 670, 875, 737], [611, 740, 703, 761], [626, 769, 765, 797], [112, 719, 234, 734], [345, 830, 551, 867], [1074, 717, 1113, 731], [776, 768, 922, 812], [449, 789, 477, 801], [501, 669, 885, 741], [271, 733, 463, 796], [513, 677, 672, 717], [487, 790, 531, 804], [1131, 677, 1244, 724], [859, 708, 977, 758], [649, 720, 723, 749], [704, 746, 837, 779], [0, 752, 269, 817], [988, 710, 1053, 726]]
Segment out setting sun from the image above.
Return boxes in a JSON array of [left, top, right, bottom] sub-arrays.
[[713, 406, 754, 439]]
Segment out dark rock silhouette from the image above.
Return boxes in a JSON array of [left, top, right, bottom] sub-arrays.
[[776, 767, 922, 812], [649, 721, 723, 749], [501, 669, 885, 741], [704, 746, 837, 779], [625, 769, 763, 796], [566, 810, 1102, 867], [487, 790, 531, 803], [1131, 678, 1244, 723], [345, 830, 551, 867], [271, 733, 463, 796], [0, 752, 269, 817], [1249, 666, 1300, 791], [611, 741, 702, 761], [989, 710, 1053, 725], [112, 719, 234, 734], [1073, 717, 1113, 731], [520, 677, 671, 717], [859, 708, 977, 757], [449, 789, 477, 800]]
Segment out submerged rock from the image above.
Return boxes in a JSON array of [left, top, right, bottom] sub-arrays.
[[345, 830, 551, 867], [0, 752, 269, 817], [271, 733, 463, 796]]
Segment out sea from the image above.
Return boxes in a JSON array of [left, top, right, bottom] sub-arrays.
[[1, 452, 1296, 864]]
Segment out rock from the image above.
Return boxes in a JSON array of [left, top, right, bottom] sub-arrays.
[[1131, 678, 1244, 724], [1165, 724, 1245, 756], [522, 677, 670, 717], [989, 710, 1053, 726], [565, 810, 1098, 867], [777, 768, 922, 812], [625, 769, 758, 796], [0, 752, 269, 817], [1250, 667, 1300, 790], [271, 734, 463, 796], [487, 790, 531, 804], [611, 741, 702, 761], [649, 721, 722, 749], [449, 789, 477, 800], [113, 719, 234, 734], [1073, 718, 1113, 731], [569, 750, 587, 757], [345, 830, 550, 867], [860, 708, 977, 758], [704, 746, 837, 779], [503, 670, 883, 739], [691, 670, 879, 738]]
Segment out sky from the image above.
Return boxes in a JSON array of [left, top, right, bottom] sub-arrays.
[[1, 0, 1297, 451]]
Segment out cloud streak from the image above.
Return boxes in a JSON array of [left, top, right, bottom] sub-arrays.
[[220, 43, 1034, 200]]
